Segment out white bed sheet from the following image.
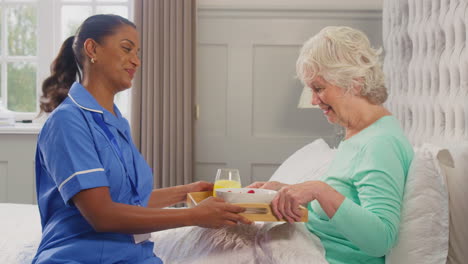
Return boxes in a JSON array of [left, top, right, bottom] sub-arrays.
[[0, 203, 41, 264]]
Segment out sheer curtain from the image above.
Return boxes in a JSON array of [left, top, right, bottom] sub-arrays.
[[132, 0, 196, 188]]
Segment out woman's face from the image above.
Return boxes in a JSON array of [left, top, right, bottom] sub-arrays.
[[94, 24, 140, 92], [308, 76, 351, 125]]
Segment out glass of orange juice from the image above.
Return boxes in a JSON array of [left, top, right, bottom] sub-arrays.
[[213, 168, 241, 197]]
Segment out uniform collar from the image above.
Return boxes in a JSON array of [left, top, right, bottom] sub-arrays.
[[68, 82, 129, 136], [68, 82, 105, 114]]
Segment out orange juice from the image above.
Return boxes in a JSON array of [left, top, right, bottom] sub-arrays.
[[213, 180, 241, 196]]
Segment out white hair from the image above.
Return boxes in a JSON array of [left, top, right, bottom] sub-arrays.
[[296, 26, 387, 104]]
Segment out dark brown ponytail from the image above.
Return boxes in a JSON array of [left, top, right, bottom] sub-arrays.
[[40, 36, 79, 113], [39, 14, 135, 114]]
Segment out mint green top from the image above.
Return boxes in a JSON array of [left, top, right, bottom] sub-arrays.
[[306, 116, 414, 264]]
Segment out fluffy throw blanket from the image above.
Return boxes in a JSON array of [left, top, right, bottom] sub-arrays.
[[151, 222, 328, 264]]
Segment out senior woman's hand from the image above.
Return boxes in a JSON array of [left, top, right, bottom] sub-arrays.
[[272, 182, 317, 223], [245, 181, 289, 191], [272, 181, 345, 223]]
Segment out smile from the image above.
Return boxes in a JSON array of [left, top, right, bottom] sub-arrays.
[[320, 105, 332, 115], [125, 69, 136, 78]]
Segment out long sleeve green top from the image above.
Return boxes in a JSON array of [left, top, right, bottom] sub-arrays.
[[307, 116, 414, 264]]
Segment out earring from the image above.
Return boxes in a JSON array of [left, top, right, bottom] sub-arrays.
[[91, 58, 95, 64]]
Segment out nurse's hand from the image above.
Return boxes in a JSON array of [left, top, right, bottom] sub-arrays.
[[191, 197, 252, 228], [245, 181, 289, 191], [185, 181, 213, 193]]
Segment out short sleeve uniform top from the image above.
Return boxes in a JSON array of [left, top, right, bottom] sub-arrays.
[[33, 82, 162, 264]]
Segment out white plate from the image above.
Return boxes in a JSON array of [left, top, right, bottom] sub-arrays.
[[215, 188, 277, 204]]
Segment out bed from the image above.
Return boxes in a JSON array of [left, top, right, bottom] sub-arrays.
[[0, 203, 42, 264], [381, 1, 468, 263], [1, 0, 467, 263]]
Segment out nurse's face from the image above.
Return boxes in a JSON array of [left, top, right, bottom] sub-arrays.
[[95, 25, 141, 92]]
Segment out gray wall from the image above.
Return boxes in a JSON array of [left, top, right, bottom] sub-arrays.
[[194, 2, 383, 185], [0, 133, 38, 204]]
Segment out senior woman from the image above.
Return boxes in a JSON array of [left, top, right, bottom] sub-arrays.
[[248, 26, 414, 264]]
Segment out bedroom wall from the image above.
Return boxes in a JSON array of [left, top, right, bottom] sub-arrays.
[[194, 0, 383, 184], [0, 132, 38, 204], [0, 0, 383, 204]]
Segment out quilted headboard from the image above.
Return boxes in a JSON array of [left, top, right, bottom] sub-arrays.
[[383, 0, 468, 146], [383, 1, 468, 264]]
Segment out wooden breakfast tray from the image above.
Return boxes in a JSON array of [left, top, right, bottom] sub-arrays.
[[187, 191, 308, 222]]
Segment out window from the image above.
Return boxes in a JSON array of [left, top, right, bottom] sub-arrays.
[[0, 0, 133, 122], [0, 1, 38, 120]]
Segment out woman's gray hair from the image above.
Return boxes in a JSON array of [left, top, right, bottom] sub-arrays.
[[296, 26, 387, 105]]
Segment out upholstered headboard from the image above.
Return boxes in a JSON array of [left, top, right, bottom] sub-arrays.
[[382, 1, 468, 264], [383, 0, 468, 146]]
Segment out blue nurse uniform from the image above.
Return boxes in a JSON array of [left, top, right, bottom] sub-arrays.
[[33, 82, 163, 263]]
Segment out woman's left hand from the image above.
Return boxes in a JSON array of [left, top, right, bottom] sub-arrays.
[[272, 181, 323, 223], [149, 181, 215, 208], [186, 181, 214, 193]]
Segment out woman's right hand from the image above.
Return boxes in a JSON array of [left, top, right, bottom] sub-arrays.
[[245, 181, 289, 191], [190, 197, 252, 228]]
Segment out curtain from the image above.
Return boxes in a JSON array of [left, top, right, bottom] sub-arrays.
[[132, 0, 196, 188]]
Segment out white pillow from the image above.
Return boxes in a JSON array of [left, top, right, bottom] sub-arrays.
[[386, 144, 450, 264], [440, 142, 468, 264], [269, 138, 335, 184]]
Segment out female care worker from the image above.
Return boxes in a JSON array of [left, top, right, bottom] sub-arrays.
[[33, 14, 251, 264]]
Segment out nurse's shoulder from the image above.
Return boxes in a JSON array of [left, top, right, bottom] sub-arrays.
[[38, 96, 92, 147]]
